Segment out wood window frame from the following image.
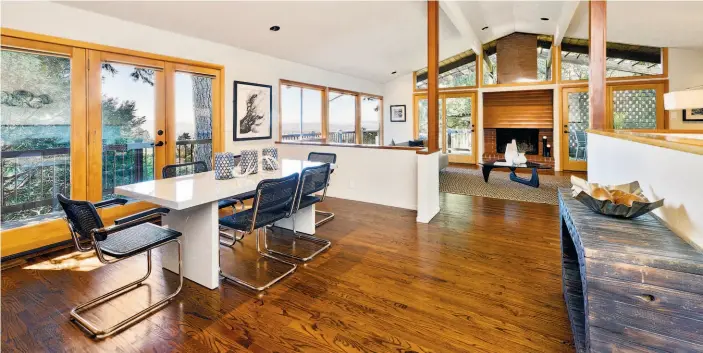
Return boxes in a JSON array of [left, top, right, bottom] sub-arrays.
[[0, 28, 225, 257], [557, 45, 669, 85], [412, 54, 480, 93], [605, 81, 667, 130], [278, 79, 383, 146], [278, 79, 328, 142]]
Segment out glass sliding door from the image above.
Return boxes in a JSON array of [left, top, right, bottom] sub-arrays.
[[0, 43, 86, 227], [561, 87, 589, 171], [88, 51, 166, 201]]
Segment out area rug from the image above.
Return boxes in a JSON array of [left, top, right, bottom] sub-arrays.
[[440, 166, 571, 205]]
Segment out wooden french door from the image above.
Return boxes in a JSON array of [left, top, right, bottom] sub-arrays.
[[414, 92, 478, 164], [560, 87, 589, 172], [87, 51, 167, 202]]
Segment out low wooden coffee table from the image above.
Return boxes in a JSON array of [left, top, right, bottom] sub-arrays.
[[479, 160, 552, 188]]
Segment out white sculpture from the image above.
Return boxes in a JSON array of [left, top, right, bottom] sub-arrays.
[[504, 139, 519, 164]]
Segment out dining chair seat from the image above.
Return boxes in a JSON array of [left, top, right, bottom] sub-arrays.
[[98, 223, 182, 258], [297, 195, 322, 209], [219, 208, 288, 232]]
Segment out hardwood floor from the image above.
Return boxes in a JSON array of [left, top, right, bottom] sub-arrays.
[[1, 194, 575, 352]]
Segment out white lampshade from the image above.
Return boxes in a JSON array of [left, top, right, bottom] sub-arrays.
[[664, 90, 703, 110]]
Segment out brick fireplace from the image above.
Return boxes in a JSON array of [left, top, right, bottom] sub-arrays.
[[484, 128, 555, 166], [482, 89, 555, 167]]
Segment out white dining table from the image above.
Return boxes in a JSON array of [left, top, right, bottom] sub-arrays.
[[115, 159, 333, 289]]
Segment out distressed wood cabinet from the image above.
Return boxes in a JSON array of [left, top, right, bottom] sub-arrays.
[[559, 189, 703, 353]]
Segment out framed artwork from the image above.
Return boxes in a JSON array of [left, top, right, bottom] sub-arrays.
[[233, 81, 272, 141], [682, 108, 703, 122], [390, 105, 406, 122]]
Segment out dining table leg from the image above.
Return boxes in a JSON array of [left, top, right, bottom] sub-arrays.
[[274, 204, 316, 235], [160, 201, 220, 289]]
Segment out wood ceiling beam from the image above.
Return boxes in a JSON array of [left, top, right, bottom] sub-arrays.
[[554, 1, 581, 46]]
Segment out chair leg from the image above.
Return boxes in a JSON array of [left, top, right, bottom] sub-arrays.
[[267, 215, 331, 262], [315, 210, 335, 227], [70, 239, 183, 339], [219, 229, 244, 246], [219, 227, 297, 292]]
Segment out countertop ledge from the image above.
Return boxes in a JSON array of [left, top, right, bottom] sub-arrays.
[[587, 129, 703, 156]]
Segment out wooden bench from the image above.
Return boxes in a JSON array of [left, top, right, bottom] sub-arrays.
[[559, 188, 703, 352]]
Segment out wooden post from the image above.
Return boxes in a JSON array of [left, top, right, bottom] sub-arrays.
[[427, 0, 440, 152], [588, 0, 607, 129]]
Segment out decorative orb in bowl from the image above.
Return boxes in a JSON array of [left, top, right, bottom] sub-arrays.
[[571, 176, 664, 219]]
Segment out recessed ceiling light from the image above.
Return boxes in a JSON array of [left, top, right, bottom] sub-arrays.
[[391, 71, 397, 75], [540, 17, 549, 21], [269, 25, 281, 32], [482, 26, 489, 31]]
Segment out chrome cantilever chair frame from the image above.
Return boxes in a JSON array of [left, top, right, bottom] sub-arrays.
[[307, 152, 336, 227], [266, 165, 332, 262], [219, 174, 299, 291], [62, 200, 183, 339]]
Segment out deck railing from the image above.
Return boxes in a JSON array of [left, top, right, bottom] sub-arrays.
[[1, 138, 212, 226]]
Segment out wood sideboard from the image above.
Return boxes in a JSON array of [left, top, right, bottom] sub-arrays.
[[558, 189, 703, 353]]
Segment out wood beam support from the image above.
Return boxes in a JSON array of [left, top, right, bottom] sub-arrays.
[[588, 0, 607, 129], [427, 0, 440, 153]]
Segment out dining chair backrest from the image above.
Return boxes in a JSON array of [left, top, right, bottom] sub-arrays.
[[162, 161, 208, 179], [295, 163, 332, 211], [251, 173, 300, 219], [308, 152, 337, 164], [57, 194, 104, 242]]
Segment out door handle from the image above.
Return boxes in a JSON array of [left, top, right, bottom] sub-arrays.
[[154, 141, 164, 147], [563, 131, 569, 134]]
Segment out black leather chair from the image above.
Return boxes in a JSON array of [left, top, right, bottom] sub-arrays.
[[266, 163, 332, 262], [57, 194, 183, 339], [218, 173, 300, 291], [307, 152, 336, 227]]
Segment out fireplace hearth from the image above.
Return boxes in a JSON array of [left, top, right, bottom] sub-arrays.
[[496, 128, 539, 155]]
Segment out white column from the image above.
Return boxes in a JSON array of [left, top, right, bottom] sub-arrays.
[[416, 152, 440, 223], [161, 202, 219, 290]]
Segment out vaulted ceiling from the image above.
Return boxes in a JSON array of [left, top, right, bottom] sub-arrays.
[[60, 1, 703, 84]]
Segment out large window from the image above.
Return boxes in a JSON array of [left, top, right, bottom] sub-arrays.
[[415, 50, 477, 90], [1, 48, 73, 226], [560, 38, 665, 81], [328, 91, 357, 144], [280, 82, 323, 141], [360, 96, 381, 145], [483, 33, 554, 85]]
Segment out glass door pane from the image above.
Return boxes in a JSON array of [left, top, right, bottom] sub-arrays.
[[416, 97, 442, 145], [361, 96, 381, 145], [445, 96, 473, 157], [100, 61, 157, 199], [1, 49, 71, 226], [561, 89, 589, 171], [175, 72, 213, 168], [328, 91, 357, 143]]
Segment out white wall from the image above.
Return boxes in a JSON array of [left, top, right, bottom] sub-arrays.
[[1, 1, 383, 153], [277, 144, 418, 210], [588, 133, 703, 249], [668, 48, 703, 130], [382, 73, 415, 145]]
